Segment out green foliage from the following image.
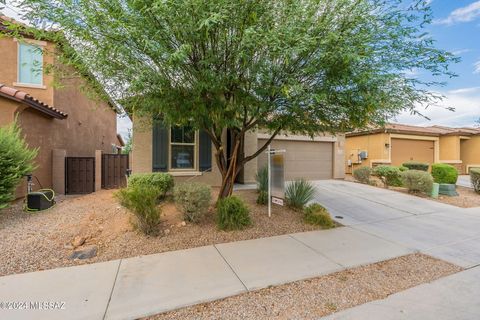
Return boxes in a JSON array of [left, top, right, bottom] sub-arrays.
[[286, 179, 316, 210], [173, 182, 212, 222], [303, 203, 335, 228], [401, 170, 434, 194], [216, 196, 252, 231], [18, 0, 457, 199], [128, 173, 174, 199], [372, 165, 403, 188], [256, 190, 268, 205], [256, 166, 268, 193], [0, 122, 37, 209], [399, 166, 408, 172], [470, 168, 480, 194], [353, 167, 372, 184], [402, 162, 429, 171], [116, 186, 161, 236], [121, 130, 132, 155], [431, 163, 458, 184]]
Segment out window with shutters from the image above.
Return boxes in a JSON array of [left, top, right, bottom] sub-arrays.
[[170, 126, 197, 170], [17, 43, 44, 86]]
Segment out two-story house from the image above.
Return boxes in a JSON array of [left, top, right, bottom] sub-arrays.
[[0, 16, 122, 197]]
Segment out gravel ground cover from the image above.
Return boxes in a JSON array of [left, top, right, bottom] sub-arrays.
[[345, 174, 480, 208], [148, 254, 462, 320], [0, 189, 326, 276]]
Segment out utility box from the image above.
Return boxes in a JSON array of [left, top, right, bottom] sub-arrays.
[[359, 151, 368, 160]]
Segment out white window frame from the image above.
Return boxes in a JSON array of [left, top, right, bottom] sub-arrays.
[[168, 126, 198, 171], [13, 38, 47, 89]]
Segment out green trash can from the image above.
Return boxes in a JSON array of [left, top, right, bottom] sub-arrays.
[[430, 183, 439, 199]]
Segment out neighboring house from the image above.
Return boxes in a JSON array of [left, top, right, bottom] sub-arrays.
[[0, 16, 121, 197], [131, 117, 345, 186], [346, 123, 480, 174]]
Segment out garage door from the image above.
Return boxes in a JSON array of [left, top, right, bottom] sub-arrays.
[[257, 139, 333, 180], [391, 138, 434, 167]]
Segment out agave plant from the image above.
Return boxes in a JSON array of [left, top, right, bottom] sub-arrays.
[[255, 166, 268, 193], [285, 179, 316, 210]]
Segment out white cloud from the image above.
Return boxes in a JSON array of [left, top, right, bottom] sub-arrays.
[[435, 1, 480, 25], [395, 89, 480, 127], [452, 48, 472, 56], [117, 115, 132, 140]]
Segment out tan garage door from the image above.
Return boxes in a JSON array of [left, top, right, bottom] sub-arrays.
[[257, 139, 333, 180], [391, 138, 434, 167]]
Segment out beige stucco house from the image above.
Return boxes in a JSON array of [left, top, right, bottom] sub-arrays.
[[131, 117, 346, 186], [0, 16, 121, 197], [346, 123, 480, 174]]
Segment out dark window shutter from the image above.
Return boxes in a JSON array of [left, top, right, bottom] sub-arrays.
[[152, 120, 168, 172], [199, 130, 212, 172]]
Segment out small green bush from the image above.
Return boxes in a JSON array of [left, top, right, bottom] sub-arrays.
[[285, 179, 316, 210], [401, 170, 434, 194], [256, 190, 268, 205], [398, 166, 408, 172], [470, 168, 480, 194], [0, 121, 37, 209], [216, 196, 252, 231], [173, 182, 211, 222], [116, 186, 161, 236], [353, 167, 372, 184], [128, 173, 174, 199], [431, 163, 458, 184], [303, 203, 335, 228], [372, 165, 402, 188], [402, 161, 429, 171]]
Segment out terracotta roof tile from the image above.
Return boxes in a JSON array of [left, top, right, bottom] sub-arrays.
[[347, 122, 479, 137], [0, 83, 67, 119]]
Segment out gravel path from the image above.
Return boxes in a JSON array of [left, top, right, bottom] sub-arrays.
[[0, 189, 324, 276], [148, 254, 461, 320]]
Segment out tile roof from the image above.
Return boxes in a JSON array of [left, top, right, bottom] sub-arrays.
[[0, 84, 67, 119], [347, 123, 480, 137]]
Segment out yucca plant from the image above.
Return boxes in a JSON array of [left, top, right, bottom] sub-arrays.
[[285, 179, 315, 210], [255, 166, 268, 205]]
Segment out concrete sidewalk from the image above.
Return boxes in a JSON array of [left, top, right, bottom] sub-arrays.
[[457, 175, 472, 189], [0, 228, 412, 320], [322, 265, 480, 320]]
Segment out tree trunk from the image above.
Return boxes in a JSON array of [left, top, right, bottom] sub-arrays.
[[217, 137, 241, 201]]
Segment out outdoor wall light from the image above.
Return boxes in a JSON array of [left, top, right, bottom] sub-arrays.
[[385, 143, 390, 148]]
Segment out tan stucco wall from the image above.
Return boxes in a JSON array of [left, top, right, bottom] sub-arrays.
[[345, 133, 390, 173], [0, 99, 22, 126], [0, 37, 55, 105], [461, 136, 480, 173], [439, 136, 461, 162]]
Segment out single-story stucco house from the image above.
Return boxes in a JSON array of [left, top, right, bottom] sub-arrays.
[[131, 117, 346, 186], [346, 123, 480, 174]]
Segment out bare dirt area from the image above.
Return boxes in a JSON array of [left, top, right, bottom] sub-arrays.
[[345, 174, 480, 208], [148, 254, 461, 320], [0, 189, 324, 276]]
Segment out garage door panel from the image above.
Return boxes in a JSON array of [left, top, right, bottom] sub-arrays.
[[391, 138, 434, 167], [257, 139, 333, 180]]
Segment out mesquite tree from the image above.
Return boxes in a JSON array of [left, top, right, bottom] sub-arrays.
[[16, 0, 457, 199]]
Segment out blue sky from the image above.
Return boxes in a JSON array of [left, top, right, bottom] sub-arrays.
[[2, 1, 480, 136]]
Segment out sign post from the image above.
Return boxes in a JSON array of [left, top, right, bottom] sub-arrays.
[[266, 146, 286, 218]]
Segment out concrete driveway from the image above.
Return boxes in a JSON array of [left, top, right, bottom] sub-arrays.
[[313, 180, 480, 268]]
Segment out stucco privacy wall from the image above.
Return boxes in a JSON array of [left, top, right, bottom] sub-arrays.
[[461, 136, 480, 173]]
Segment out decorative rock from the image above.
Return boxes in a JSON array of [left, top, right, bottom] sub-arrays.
[[63, 243, 74, 250], [164, 229, 171, 235], [72, 236, 86, 248], [69, 245, 98, 260], [181, 221, 186, 227]]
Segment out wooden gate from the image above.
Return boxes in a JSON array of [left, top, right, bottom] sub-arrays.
[[102, 154, 129, 189], [65, 157, 95, 194]]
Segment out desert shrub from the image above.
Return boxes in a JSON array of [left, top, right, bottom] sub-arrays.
[[470, 168, 480, 194], [285, 179, 316, 210], [256, 190, 268, 205], [372, 165, 402, 188], [128, 173, 174, 199], [216, 196, 252, 231], [353, 167, 372, 184], [431, 163, 458, 184], [303, 203, 335, 228], [401, 170, 434, 194], [255, 166, 268, 204], [0, 122, 37, 209], [398, 166, 409, 172], [116, 186, 161, 236], [173, 182, 211, 222], [402, 161, 429, 171]]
